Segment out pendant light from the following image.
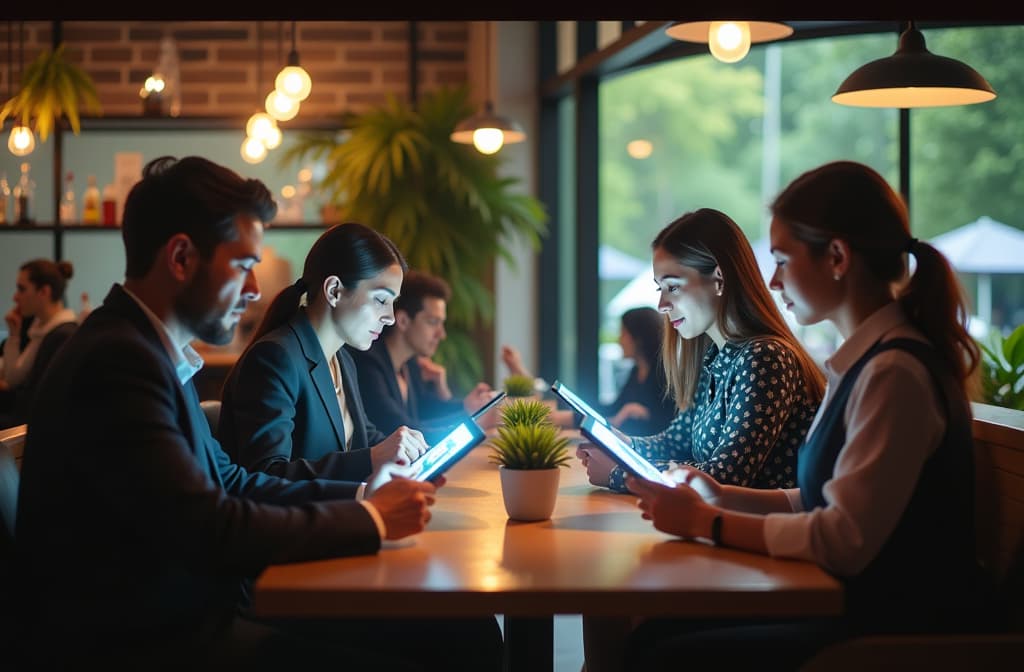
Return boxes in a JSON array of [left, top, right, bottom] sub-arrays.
[[6, 21, 35, 157], [242, 21, 277, 164], [833, 21, 996, 108], [451, 22, 525, 155], [274, 21, 311, 103], [665, 21, 793, 64]]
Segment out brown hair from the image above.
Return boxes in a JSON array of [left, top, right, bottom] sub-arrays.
[[770, 160, 979, 395], [20, 258, 74, 304], [652, 208, 825, 410]]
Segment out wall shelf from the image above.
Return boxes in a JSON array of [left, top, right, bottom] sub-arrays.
[[0, 223, 333, 232]]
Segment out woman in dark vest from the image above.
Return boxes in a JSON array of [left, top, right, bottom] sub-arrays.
[[624, 161, 996, 670]]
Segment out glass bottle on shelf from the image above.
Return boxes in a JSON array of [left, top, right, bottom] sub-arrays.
[[60, 171, 77, 224], [0, 173, 9, 225], [102, 182, 118, 227], [82, 174, 101, 225], [14, 162, 34, 225]]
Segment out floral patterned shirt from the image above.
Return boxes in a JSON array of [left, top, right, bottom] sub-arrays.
[[607, 337, 819, 492]]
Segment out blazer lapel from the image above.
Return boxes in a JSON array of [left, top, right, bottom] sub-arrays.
[[289, 312, 348, 450]]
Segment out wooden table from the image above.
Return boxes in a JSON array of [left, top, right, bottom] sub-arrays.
[[251, 441, 843, 670]]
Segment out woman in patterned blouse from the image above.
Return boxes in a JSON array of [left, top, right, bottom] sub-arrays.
[[578, 208, 825, 493]]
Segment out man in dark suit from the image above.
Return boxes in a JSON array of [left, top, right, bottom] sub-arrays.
[[347, 270, 497, 444], [12, 157, 497, 671]]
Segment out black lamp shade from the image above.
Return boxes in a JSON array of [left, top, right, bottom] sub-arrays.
[[833, 25, 996, 108]]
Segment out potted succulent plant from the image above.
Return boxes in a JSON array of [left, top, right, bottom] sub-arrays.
[[503, 374, 537, 399], [489, 399, 571, 521]]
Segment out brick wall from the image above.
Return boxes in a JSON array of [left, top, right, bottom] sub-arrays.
[[0, 20, 470, 118]]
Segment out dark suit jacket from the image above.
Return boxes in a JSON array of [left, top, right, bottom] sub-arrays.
[[345, 338, 465, 444], [15, 284, 379, 650], [219, 311, 387, 481]]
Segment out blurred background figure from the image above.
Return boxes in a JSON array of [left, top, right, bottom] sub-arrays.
[[502, 306, 676, 435]]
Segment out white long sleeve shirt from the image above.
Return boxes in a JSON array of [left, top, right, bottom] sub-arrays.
[[763, 302, 947, 577], [2, 307, 78, 388]]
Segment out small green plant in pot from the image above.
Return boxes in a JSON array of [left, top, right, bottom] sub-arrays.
[[489, 401, 570, 521], [499, 397, 552, 428], [977, 323, 1024, 410], [503, 374, 537, 399]]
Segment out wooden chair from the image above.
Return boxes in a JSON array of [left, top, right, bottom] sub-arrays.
[[800, 404, 1024, 671]]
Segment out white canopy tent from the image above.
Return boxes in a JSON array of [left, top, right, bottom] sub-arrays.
[[929, 216, 1024, 330]]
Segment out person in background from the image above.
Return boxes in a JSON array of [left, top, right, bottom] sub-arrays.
[[14, 156, 501, 671], [501, 306, 677, 436], [0, 259, 78, 427], [579, 208, 826, 672], [218, 222, 431, 483], [347, 269, 497, 444], [626, 161, 997, 670]]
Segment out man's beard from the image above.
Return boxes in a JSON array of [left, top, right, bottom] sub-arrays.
[[175, 267, 240, 346]]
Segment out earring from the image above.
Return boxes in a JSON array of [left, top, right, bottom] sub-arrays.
[[833, 273, 841, 281]]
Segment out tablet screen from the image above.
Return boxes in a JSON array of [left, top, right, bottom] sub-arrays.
[[550, 380, 609, 426], [579, 415, 674, 486], [413, 420, 486, 482]]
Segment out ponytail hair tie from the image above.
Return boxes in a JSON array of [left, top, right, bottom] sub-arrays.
[[905, 237, 918, 254]]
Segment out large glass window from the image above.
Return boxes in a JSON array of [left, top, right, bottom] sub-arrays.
[[909, 25, 1024, 339], [597, 31, 903, 399]]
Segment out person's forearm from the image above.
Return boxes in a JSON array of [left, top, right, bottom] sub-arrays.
[[720, 484, 794, 514]]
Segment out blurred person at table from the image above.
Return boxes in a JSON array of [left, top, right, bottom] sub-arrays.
[[347, 269, 498, 444], [218, 222, 431, 483], [626, 161, 999, 671], [501, 306, 677, 436], [0, 258, 78, 428], [13, 155, 501, 671]]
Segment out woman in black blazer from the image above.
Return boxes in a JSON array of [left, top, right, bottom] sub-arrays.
[[219, 222, 430, 482]]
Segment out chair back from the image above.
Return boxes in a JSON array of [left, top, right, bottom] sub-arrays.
[[200, 400, 221, 437], [0, 424, 26, 539]]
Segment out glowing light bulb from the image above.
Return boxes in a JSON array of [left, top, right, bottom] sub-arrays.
[[262, 124, 282, 150], [265, 90, 300, 121], [275, 65, 312, 102], [241, 136, 267, 164], [8, 126, 35, 156], [708, 21, 751, 63], [246, 113, 277, 143], [472, 128, 504, 155]]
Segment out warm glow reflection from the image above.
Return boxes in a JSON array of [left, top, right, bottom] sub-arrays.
[[281, 184, 296, 199], [626, 139, 653, 159], [708, 21, 751, 63], [472, 128, 504, 154]]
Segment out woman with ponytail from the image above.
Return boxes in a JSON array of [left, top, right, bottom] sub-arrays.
[[218, 222, 431, 482], [625, 161, 997, 670]]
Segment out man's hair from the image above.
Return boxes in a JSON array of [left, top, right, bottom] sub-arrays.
[[394, 270, 451, 319], [121, 156, 277, 278]]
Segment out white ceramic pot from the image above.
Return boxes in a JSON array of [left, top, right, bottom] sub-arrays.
[[499, 466, 561, 521]]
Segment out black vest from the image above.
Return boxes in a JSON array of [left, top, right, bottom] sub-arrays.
[[797, 338, 985, 633]]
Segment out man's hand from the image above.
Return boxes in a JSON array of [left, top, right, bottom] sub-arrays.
[[4, 308, 22, 337], [417, 356, 452, 400], [575, 443, 616, 487], [500, 345, 532, 378], [462, 382, 495, 417], [366, 476, 439, 540], [371, 426, 429, 469]]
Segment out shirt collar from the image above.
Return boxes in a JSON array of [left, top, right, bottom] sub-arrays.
[[121, 286, 205, 385], [824, 301, 908, 377]]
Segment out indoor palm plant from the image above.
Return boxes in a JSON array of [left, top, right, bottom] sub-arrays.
[[280, 86, 547, 391], [0, 44, 102, 143], [489, 399, 571, 521]]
